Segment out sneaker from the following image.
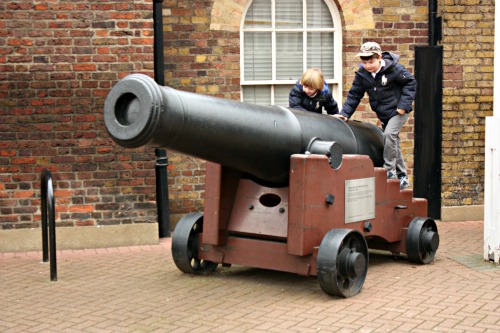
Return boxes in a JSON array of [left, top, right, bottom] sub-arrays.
[[387, 169, 397, 179], [399, 175, 410, 189]]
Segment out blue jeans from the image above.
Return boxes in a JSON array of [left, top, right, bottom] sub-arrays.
[[382, 113, 408, 177]]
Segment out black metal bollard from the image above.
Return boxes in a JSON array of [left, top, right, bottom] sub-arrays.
[[41, 168, 57, 281]]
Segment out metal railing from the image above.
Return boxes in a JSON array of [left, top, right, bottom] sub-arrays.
[[41, 168, 57, 281]]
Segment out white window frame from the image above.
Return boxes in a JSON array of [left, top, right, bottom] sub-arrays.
[[240, 0, 343, 105]]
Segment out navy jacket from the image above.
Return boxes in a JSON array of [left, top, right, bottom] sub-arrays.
[[340, 52, 416, 125], [289, 81, 339, 115]]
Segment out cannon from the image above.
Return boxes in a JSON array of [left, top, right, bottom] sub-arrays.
[[104, 74, 439, 297]]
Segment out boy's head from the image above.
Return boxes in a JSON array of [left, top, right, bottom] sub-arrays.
[[356, 42, 383, 73], [300, 68, 324, 96], [356, 42, 382, 58]]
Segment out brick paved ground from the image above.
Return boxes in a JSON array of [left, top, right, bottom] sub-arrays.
[[1, 220, 499, 333]]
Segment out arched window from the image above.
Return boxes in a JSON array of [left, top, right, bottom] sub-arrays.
[[240, 0, 342, 109]]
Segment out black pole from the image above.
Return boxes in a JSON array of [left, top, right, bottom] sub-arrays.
[[155, 149, 170, 237], [428, 0, 442, 46], [41, 173, 49, 263], [428, 0, 437, 46], [153, 0, 170, 237], [41, 168, 57, 281], [153, 0, 165, 86]]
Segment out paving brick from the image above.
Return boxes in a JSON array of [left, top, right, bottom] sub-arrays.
[[1, 221, 500, 332]]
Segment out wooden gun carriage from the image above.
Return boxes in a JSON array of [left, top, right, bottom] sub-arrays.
[[104, 74, 439, 297]]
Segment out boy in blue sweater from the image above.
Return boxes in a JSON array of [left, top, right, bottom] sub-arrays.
[[335, 42, 416, 189], [289, 68, 339, 115]]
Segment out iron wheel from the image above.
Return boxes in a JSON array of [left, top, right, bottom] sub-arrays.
[[317, 229, 369, 298], [171, 212, 218, 274], [406, 217, 439, 264]]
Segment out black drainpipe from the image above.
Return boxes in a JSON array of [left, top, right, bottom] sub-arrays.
[[428, 0, 442, 46], [153, 0, 171, 237]]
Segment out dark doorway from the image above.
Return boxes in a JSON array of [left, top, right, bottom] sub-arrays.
[[414, 46, 443, 219]]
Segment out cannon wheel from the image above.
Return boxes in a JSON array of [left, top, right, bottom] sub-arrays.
[[171, 212, 218, 274], [406, 217, 439, 264], [317, 229, 369, 298]]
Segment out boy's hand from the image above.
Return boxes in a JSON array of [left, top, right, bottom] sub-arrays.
[[397, 108, 406, 115], [333, 114, 348, 122]]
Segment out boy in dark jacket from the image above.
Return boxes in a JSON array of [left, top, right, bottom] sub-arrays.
[[289, 68, 339, 115], [335, 42, 416, 189]]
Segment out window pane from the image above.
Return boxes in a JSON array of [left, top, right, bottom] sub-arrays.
[[307, 32, 334, 78], [241, 0, 340, 105], [244, 32, 272, 80], [276, 32, 303, 80], [328, 83, 339, 104], [275, 0, 303, 29], [307, 0, 333, 28], [274, 85, 294, 107], [242, 85, 272, 105], [244, 0, 271, 28]]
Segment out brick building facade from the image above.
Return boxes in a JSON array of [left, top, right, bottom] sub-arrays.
[[0, 0, 494, 250], [440, 0, 493, 210]]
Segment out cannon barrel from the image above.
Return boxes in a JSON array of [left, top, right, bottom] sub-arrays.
[[104, 74, 384, 186]]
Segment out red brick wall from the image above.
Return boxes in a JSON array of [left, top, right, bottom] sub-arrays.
[[163, 2, 240, 98], [0, 0, 159, 229], [161, 1, 241, 224], [439, 0, 494, 206], [0, 0, 242, 231], [1, 0, 493, 234]]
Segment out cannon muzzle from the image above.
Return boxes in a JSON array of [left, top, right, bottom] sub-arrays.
[[104, 74, 384, 186]]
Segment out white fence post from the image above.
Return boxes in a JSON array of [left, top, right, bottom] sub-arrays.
[[484, 2, 500, 264], [484, 117, 500, 264]]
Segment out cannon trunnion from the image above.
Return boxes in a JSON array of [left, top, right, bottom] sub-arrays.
[[105, 74, 439, 298]]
